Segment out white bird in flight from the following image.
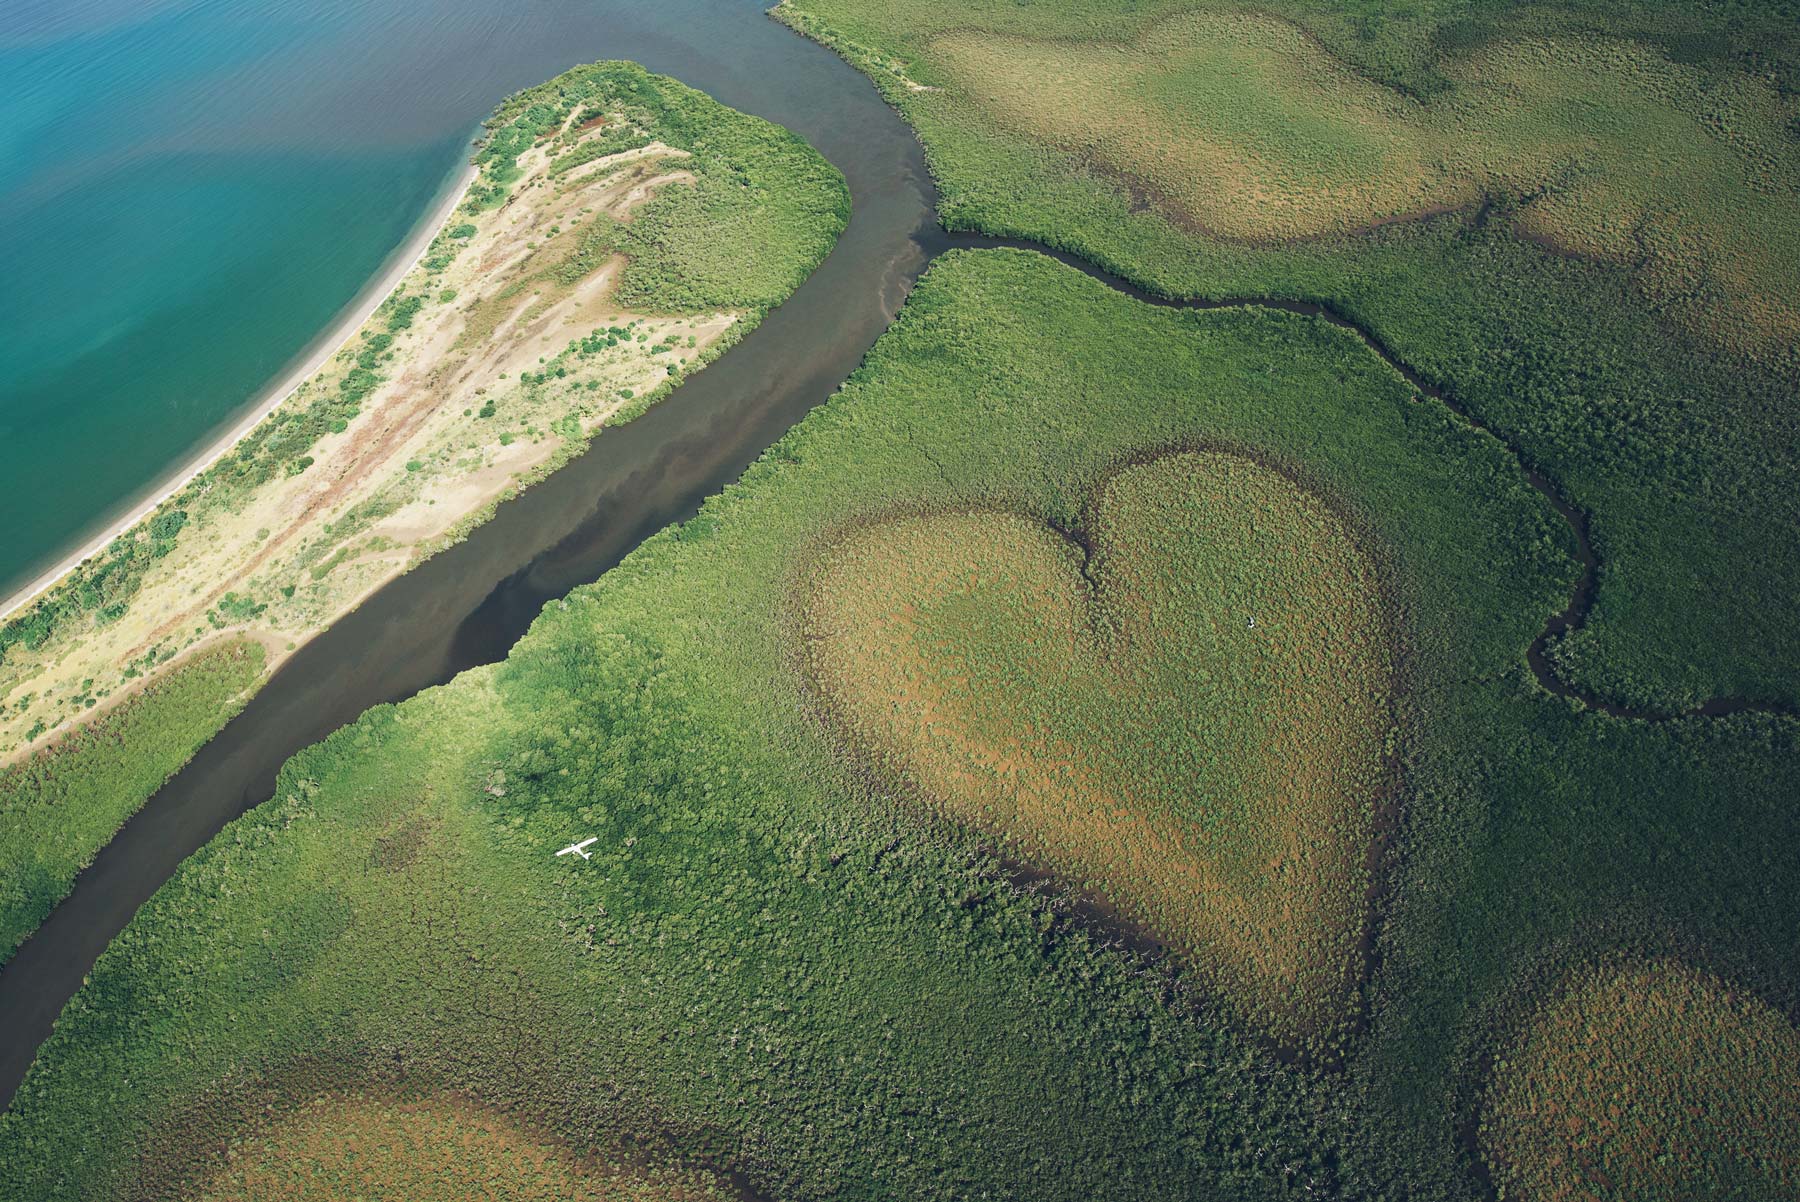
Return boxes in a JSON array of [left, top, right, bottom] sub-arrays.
[[556, 837, 598, 860]]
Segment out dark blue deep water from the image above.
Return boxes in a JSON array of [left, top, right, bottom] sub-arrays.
[[0, 0, 785, 597]]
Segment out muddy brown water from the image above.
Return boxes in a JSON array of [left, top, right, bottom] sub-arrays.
[[1, 1, 1785, 1121]]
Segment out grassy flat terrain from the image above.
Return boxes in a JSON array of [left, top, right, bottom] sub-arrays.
[[11, 245, 1791, 1200], [0, 62, 845, 963], [2, 247, 1580, 1199], [185, 1091, 737, 1202], [1480, 958, 1800, 1200], [801, 451, 1391, 1045], [779, 0, 1800, 714]]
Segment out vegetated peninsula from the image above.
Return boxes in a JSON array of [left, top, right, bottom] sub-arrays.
[[0, 61, 847, 964]]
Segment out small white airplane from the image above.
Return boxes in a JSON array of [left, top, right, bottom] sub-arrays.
[[555, 837, 598, 860]]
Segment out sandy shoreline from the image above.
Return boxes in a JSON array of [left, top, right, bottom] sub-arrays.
[[0, 154, 480, 624], [0, 120, 755, 771]]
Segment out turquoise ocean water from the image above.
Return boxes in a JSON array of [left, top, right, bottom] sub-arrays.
[[0, 0, 771, 599]]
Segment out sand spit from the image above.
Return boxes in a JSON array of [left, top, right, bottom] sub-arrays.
[[0, 125, 740, 765]]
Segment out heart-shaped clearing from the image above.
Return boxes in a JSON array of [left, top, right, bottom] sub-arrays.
[[801, 451, 1393, 1042]]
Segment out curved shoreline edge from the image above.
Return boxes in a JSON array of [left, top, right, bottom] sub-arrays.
[[0, 154, 481, 624]]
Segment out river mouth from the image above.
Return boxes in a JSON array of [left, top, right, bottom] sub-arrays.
[[0, 0, 944, 1108]]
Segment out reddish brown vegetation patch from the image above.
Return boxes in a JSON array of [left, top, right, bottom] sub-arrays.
[[1481, 957, 1800, 1201]]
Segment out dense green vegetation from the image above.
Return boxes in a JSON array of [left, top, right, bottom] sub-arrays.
[[778, 0, 1800, 713], [0, 640, 263, 965], [921, 10, 1800, 350], [786, 0, 1800, 100], [0, 511, 189, 661], [756, 10, 1800, 1184], [472, 61, 847, 316], [8, 248, 1793, 1198], [4, 246, 1795, 1198]]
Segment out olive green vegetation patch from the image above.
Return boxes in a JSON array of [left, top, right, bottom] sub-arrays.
[[183, 1090, 738, 1202], [928, 17, 1800, 354], [801, 452, 1392, 1048], [478, 61, 848, 317], [779, 0, 1800, 713], [0, 639, 264, 967], [1480, 957, 1800, 1201], [3, 250, 1795, 1202], [782, 0, 1800, 100]]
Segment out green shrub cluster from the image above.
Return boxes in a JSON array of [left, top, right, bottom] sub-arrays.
[[551, 217, 620, 286], [0, 511, 186, 660], [215, 291, 428, 495], [548, 126, 654, 178], [0, 640, 263, 966], [469, 62, 847, 319]]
